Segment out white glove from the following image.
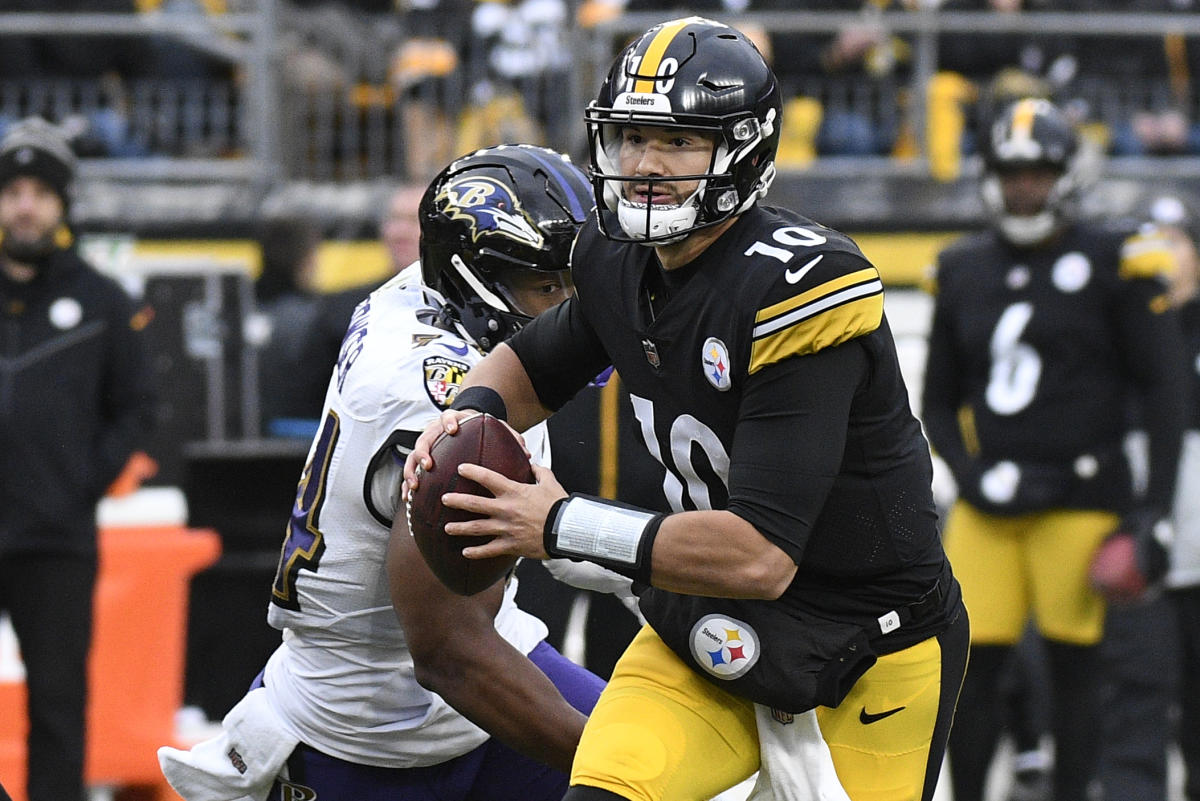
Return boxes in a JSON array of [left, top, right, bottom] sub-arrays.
[[543, 558, 644, 622]]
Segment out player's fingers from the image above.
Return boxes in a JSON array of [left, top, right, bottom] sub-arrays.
[[461, 540, 514, 560], [457, 462, 515, 494], [441, 408, 465, 433], [404, 425, 443, 484], [403, 411, 478, 488], [529, 462, 563, 492], [439, 491, 494, 515]]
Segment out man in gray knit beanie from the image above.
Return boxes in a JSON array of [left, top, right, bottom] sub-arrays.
[[0, 117, 77, 265]]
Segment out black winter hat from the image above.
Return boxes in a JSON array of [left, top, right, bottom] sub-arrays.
[[0, 117, 77, 204]]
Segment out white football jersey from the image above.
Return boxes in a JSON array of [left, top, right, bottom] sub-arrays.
[[263, 264, 550, 767]]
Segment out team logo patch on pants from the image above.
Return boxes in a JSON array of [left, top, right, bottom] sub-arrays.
[[278, 781, 318, 801], [689, 614, 760, 679]]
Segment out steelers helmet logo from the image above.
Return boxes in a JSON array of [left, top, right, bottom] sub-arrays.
[[437, 176, 545, 249], [701, 337, 732, 391], [689, 614, 759, 680]]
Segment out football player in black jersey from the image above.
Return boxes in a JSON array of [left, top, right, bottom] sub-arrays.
[[403, 16, 968, 801], [921, 98, 1188, 801]]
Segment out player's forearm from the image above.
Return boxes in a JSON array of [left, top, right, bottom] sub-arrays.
[[412, 638, 586, 773], [388, 524, 584, 772], [461, 343, 552, 433], [545, 501, 796, 600], [649, 509, 797, 599]]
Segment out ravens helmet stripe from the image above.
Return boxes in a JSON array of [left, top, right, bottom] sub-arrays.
[[523, 146, 591, 221]]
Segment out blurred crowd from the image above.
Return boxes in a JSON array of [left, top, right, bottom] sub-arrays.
[[0, 0, 1197, 178]]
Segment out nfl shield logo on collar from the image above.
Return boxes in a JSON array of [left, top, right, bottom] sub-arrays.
[[642, 338, 661, 369]]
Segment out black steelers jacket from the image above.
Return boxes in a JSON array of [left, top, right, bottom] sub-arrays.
[[0, 247, 156, 555]]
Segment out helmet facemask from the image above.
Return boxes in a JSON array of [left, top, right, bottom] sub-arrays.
[[981, 165, 1078, 247], [445, 251, 573, 351]]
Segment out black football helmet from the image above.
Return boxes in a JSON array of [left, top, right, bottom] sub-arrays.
[[981, 97, 1081, 246], [419, 144, 592, 351], [584, 16, 781, 245]]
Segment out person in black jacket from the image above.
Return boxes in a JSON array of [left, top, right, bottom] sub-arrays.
[[0, 117, 156, 801]]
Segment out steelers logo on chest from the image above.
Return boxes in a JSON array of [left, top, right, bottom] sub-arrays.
[[49, 297, 83, 330], [701, 337, 732, 391], [1051, 251, 1092, 293]]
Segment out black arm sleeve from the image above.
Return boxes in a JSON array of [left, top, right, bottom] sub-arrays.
[[1119, 280, 1188, 511], [506, 296, 612, 412], [724, 339, 865, 564], [920, 285, 975, 483]]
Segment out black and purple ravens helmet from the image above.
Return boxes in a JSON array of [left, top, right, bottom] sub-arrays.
[[585, 16, 781, 244], [419, 144, 592, 351]]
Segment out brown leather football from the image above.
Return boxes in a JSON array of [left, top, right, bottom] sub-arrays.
[[406, 413, 533, 595]]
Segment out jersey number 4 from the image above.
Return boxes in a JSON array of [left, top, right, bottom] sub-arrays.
[[271, 410, 339, 611]]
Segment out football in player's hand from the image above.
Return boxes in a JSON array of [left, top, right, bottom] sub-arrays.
[[407, 413, 533, 595]]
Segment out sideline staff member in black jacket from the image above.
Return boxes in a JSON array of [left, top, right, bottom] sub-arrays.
[[0, 117, 156, 801]]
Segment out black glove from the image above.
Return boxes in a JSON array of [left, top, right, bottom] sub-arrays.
[[1089, 508, 1174, 604]]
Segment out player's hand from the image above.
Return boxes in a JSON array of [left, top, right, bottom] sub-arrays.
[[402, 409, 477, 498], [1089, 508, 1174, 604], [443, 462, 566, 560]]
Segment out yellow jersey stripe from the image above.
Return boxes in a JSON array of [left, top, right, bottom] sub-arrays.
[[748, 286, 883, 373], [1120, 231, 1177, 281], [633, 19, 691, 93], [754, 268, 880, 333]]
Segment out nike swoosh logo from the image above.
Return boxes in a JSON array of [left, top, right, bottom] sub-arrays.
[[859, 705, 905, 724], [785, 254, 823, 284], [439, 341, 469, 355]]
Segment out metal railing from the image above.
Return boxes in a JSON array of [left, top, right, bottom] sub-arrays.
[[0, 2, 281, 183], [0, 5, 1198, 191]]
